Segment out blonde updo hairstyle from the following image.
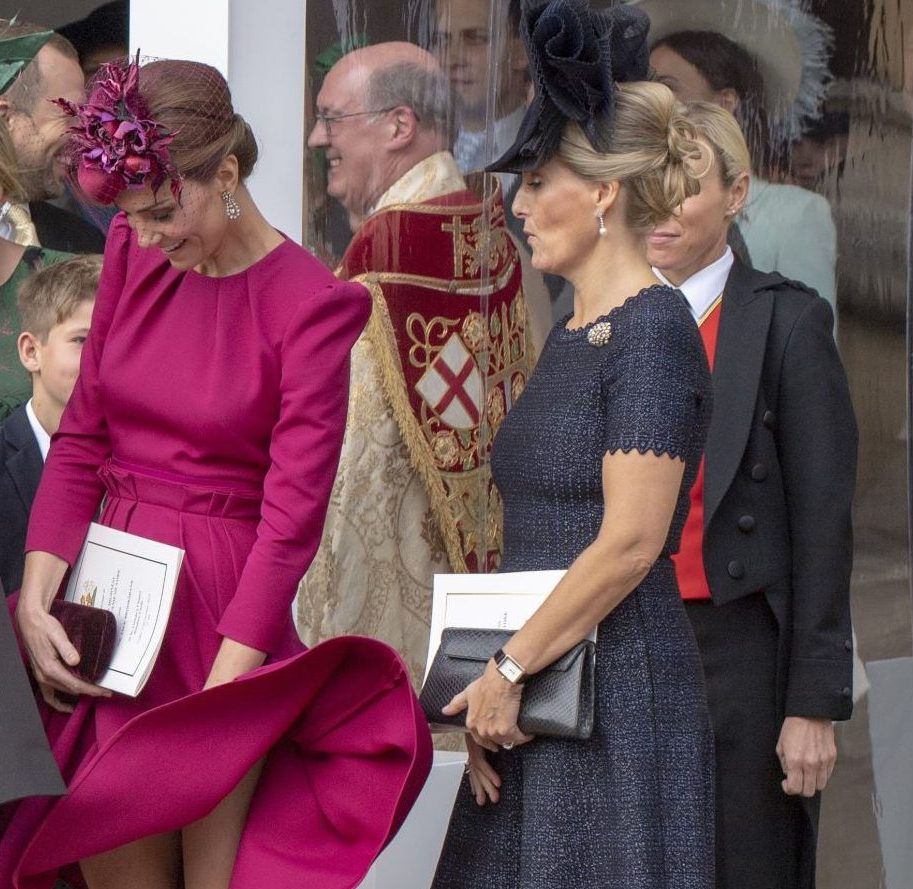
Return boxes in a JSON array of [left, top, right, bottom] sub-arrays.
[[681, 101, 751, 189], [557, 81, 706, 232]]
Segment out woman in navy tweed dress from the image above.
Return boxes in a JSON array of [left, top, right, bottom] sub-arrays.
[[431, 3, 715, 887]]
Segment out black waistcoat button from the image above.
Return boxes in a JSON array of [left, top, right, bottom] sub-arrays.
[[738, 515, 756, 533]]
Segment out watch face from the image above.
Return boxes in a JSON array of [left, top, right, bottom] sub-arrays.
[[498, 657, 524, 684]]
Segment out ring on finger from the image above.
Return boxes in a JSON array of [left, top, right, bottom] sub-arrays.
[[502, 741, 515, 750]]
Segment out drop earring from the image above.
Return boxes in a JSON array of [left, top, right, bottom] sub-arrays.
[[222, 190, 241, 220], [597, 211, 607, 236]]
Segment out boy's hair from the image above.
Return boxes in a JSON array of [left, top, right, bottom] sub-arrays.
[[17, 254, 102, 341]]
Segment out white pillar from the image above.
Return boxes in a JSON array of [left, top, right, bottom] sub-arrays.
[[129, 0, 306, 242]]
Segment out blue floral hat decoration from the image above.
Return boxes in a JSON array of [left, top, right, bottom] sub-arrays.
[[487, 0, 651, 173]]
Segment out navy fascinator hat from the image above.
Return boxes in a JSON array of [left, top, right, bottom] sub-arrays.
[[488, 0, 651, 173]]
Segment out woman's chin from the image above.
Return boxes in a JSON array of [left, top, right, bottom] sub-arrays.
[[528, 250, 553, 275]]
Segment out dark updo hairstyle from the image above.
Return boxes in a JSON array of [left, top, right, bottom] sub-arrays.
[[137, 60, 259, 183], [652, 30, 774, 175]]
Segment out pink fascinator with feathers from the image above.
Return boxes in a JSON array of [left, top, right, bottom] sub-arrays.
[[54, 53, 182, 205]]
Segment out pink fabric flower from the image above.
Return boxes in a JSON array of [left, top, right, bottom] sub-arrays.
[[54, 53, 182, 204]]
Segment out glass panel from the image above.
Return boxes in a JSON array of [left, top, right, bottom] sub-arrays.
[[299, 0, 537, 693], [302, 2, 913, 884], [804, 2, 912, 887]]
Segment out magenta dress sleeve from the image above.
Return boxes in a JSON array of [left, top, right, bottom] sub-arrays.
[[216, 280, 371, 653], [25, 216, 131, 564]]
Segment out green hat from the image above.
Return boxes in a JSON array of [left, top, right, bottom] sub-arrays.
[[0, 30, 54, 95], [313, 34, 368, 77]]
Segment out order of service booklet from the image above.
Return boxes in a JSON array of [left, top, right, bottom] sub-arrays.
[[424, 570, 598, 684], [63, 522, 184, 697]]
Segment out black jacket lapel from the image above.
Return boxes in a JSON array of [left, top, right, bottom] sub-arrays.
[[703, 261, 774, 527], [2, 408, 43, 513]]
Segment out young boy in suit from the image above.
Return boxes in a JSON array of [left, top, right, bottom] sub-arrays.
[[0, 254, 101, 595]]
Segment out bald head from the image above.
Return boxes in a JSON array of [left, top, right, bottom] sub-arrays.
[[308, 41, 455, 228], [326, 41, 453, 137], [336, 41, 440, 81]]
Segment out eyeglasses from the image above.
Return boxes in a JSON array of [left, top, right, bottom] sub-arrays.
[[313, 107, 396, 138]]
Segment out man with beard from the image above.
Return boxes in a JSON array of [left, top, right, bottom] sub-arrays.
[[0, 21, 104, 253]]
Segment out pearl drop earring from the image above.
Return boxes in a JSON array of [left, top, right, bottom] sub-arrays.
[[597, 212, 606, 236]]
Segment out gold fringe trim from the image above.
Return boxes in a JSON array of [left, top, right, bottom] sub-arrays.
[[357, 277, 472, 574], [519, 283, 537, 367], [366, 264, 517, 297]]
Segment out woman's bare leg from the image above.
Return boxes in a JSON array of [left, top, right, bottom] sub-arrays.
[[182, 760, 264, 889], [80, 831, 181, 889]]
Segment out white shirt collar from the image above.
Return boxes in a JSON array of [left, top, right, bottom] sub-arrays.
[[25, 398, 51, 461], [653, 246, 734, 321]]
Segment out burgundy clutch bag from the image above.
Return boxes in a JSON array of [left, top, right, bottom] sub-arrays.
[[49, 599, 117, 683]]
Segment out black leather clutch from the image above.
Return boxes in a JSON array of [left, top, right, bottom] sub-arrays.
[[419, 627, 595, 740], [49, 599, 117, 683]]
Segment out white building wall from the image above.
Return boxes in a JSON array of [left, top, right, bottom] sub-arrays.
[[129, 0, 306, 242]]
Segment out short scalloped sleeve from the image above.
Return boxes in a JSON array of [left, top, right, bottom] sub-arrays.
[[600, 290, 709, 462]]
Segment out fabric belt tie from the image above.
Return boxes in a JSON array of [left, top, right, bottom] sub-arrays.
[[98, 458, 262, 521]]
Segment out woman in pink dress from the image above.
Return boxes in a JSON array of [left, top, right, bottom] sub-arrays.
[[2, 58, 431, 889]]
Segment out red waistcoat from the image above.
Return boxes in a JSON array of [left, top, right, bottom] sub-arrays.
[[673, 298, 722, 600]]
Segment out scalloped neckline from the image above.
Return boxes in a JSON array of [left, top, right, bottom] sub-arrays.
[[556, 283, 672, 341]]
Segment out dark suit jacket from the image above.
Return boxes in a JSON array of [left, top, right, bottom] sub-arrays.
[[29, 200, 106, 254], [703, 260, 857, 721], [0, 414, 63, 808], [0, 405, 43, 597], [0, 593, 64, 805]]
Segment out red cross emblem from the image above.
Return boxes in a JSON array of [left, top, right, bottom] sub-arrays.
[[416, 334, 483, 430]]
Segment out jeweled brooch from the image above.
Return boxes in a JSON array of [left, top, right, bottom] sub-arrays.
[[587, 321, 613, 347]]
